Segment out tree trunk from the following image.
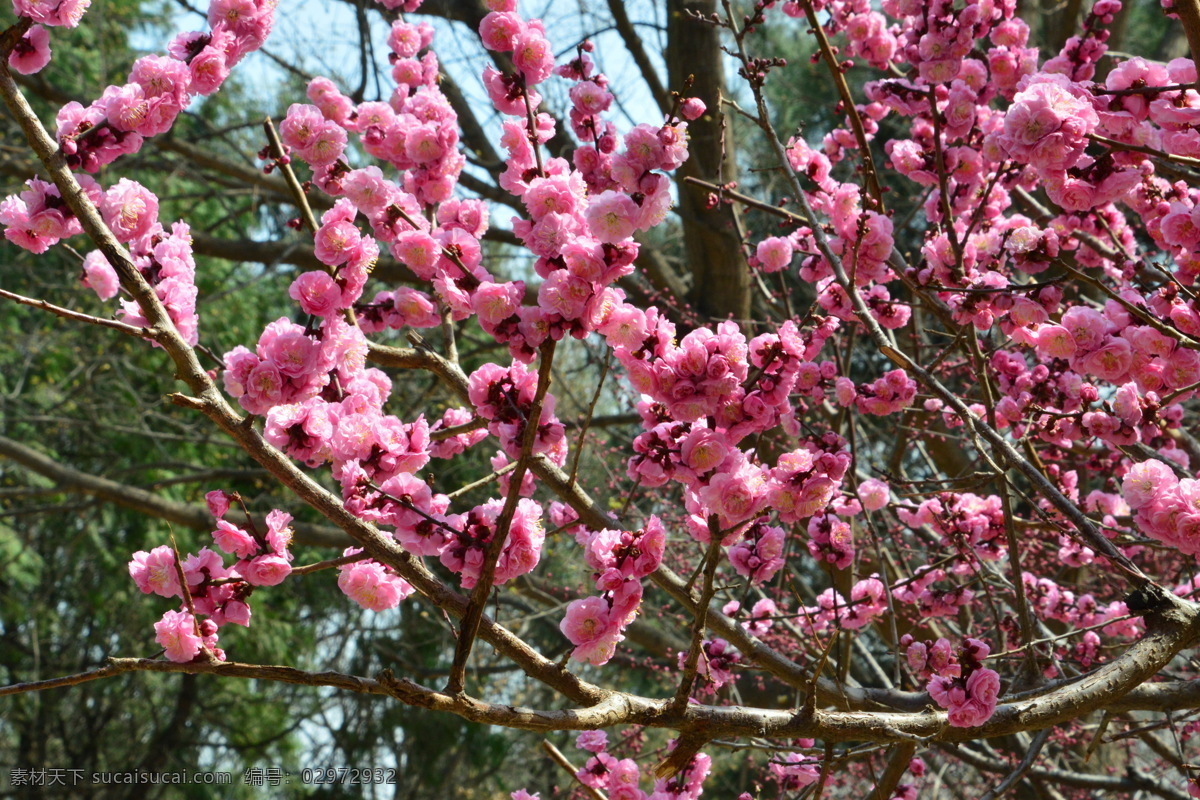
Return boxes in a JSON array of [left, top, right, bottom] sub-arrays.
[[666, 0, 752, 322]]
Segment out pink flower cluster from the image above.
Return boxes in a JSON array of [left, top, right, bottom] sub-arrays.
[[128, 491, 296, 661], [224, 318, 339, 415], [279, 17, 462, 206], [438, 498, 544, 589], [893, 567, 975, 618], [152, 610, 218, 663], [13, 0, 89, 27], [898, 491, 1007, 561], [1024, 572, 1139, 648], [995, 74, 1097, 173], [723, 597, 780, 638], [354, 287, 441, 333], [118, 223, 200, 345], [50, 0, 273, 173], [580, 516, 666, 589], [1123, 459, 1200, 554], [768, 438, 853, 523], [206, 490, 296, 586], [806, 513, 856, 569], [467, 360, 566, 464], [559, 517, 666, 666], [727, 517, 786, 584], [559, 580, 642, 666], [1, 176, 93, 254], [921, 638, 1002, 728], [836, 368, 918, 416], [799, 577, 889, 633], [0, 180, 198, 348], [568, 731, 711, 800]]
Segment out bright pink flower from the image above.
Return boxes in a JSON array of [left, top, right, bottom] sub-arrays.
[[561, 596, 620, 665], [1122, 459, 1177, 510], [239, 553, 292, 586], [7, 25, 52, 74], [512, 31, 555, 84], [154, 610, 203, 662], [1035, 324, 1076, 358], [289, 271, 343, 317], [13, 0, 90, 27], [129, 545, 182, 597], [337, 552, 415, 611], [188, 41, 230, 95], [264, 509, 294, 553], [858, 478, 890, 511], [205, 490, 231, 519], [585, 191, 638, 244], [1000, 75, 1096, 167], [100, 179, 159, 243], [213, 520, 259, 558], [1076, 337, 1132, 382], [81, 250, 121, 300], [728, 519, 786, 584], [130, 55, 191, 104], [576, 731, 608, 753], [680, 97, 706, 120], [756, 236, 794, 273], [479, 12, 524, 52]]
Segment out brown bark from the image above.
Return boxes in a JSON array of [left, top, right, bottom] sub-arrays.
[[667, 0, 751, 322]]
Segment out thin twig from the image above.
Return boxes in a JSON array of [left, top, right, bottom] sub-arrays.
[[262, 117, 319, 234], [0, 287, 154, 337], [446, 339, 557, 694]]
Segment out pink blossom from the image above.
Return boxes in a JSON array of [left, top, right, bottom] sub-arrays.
[[756, 236, 794, 273], [1122, 459, 1176, 510], [129, 545, 181, 597], [338, 552, 415, 611], [680, 97, 706, 120], [585, 191, 638, 243], [289, 271, 343, 317], [212, 520, 259, 558], [479, 12, 524, 51], [205, 490, 231, 519], [1035, 324, 1076, 359], [576, 731, 608, 753], [264, 509, 294, 553], [81, 250, 120, 300], [130, 55, 191, 104], [7, 25, 52, 75], [154, 610, 203, 662], [239, 553, 292, 586], [560, 596, 620, 665], [728, 519, 786, 584], [858, 478, 890, 511], [998, 75, 1097, 172], [13, 0, 90, 27], [100, 179, 159, 243], [189, 41, 231, 95], [1076, 337, 1132, 382], [280, 103, 326, 151], [512, 31, 555, 84]]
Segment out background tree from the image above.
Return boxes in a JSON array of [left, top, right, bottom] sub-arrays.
[[4, 0, 1200, 799]]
